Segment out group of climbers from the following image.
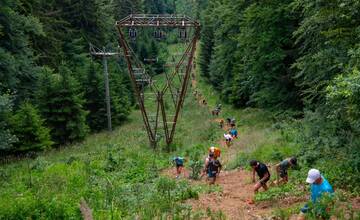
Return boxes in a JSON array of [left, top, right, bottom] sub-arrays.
[[193, 89, 207, 106], [171, 100, 335, 218], [248, 158, 334, 218], [248, 157, 297, 202]]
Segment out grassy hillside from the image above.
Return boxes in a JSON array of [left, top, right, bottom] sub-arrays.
[[0, 90, 217, 219], [1, 42, 358, 219]]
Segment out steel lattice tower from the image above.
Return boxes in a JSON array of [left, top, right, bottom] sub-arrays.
[[116, 14, 200, 148]]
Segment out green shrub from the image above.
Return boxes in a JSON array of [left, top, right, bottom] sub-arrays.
[[187, 144, 205, 179], [255, 183, 304, 202]]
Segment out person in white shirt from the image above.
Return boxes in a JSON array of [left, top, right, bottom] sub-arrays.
[[224, 132, 232, 146]]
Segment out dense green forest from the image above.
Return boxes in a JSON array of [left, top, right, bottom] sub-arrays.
[[0, 0, 180, 154], [198, 0, 360, 192]]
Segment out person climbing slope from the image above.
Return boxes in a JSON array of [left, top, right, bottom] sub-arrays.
[[219, 119, 224, 128], [172, 156, 185, 179], [205, 152, 222, 184], [230, 118, 236, 128], [226, 118, 231, 127], [275, 157, 297, 185], [298, 169, 334, 220], [247, 160, 271, 204], [224, 131, 232, 146], [230, 128, 238, 139]]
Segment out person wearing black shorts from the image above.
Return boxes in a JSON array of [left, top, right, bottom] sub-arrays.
[[173, 157, 185, 179], [275, 157, 297, 185], [250, 160, 270, 193]]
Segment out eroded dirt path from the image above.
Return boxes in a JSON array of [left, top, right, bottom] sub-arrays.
[[179, 75, 307, 219], [183, 155, 305, 219]]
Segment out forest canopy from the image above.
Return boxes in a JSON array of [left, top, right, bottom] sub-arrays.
[[0, 0, 178, 154]]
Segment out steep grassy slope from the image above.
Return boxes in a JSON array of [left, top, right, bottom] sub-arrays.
[[0, 68, 217, 219]]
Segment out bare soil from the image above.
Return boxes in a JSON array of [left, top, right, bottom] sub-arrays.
[[181, 75, 360, 219]]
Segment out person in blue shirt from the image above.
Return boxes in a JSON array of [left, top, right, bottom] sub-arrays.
[[173, 157, 185, 179], [230, 128, 238, 139], [298, 169, 334, 219]]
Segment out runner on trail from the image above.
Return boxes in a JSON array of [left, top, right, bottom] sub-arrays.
[[205, 152, 222, 184], [250, 160, 270, 193], [224, 132, 232, 146], [230, 118, 236, 127], [230, 128, 238, 139], [298, 169, 334, 219], [226, 118, 231, 126], [219, 119, 224, 128], [172, 156, 185, 179], [275, 157, 297, 185], [212, 104, 221, 116]]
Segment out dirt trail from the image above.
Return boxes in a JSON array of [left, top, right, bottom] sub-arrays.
[[187, 169, 305, 220], [164, 77, 304, 219], [164, 160, 304, 219], [184, 71, 360, 219]]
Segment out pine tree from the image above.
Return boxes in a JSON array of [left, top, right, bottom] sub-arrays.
[[83, 62, 107, 132], [198, 1, 216, 80], [37, 66, 89, 145], [9, 102, 52, 152], [108, 65, 131, 126], [0, 0, 44, 102], [0, 94, 17, 152]]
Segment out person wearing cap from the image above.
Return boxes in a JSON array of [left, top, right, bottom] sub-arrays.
[[275, 157, 297, 185], [298, 169, 334, 219]]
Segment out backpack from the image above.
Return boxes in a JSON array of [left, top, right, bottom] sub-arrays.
[[174, 157, 184, 166], [207, 159, 221, 174]]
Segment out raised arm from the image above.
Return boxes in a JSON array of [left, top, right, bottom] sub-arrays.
[[275, 163, 280, 185]]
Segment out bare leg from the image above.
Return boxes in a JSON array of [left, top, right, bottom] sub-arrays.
[[254, 182, 262, 193], [262, 183, 268, 191]]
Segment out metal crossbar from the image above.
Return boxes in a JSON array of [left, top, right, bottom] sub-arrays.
[[116, 14, 200, 28], [116, 14, 200, 148]]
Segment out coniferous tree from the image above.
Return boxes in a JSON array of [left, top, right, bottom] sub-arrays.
[[0, 0, 44, 102], [109, 66, 131, 126], [198, 1, 216, 80], [0, 94, 17, 152], [83, 62, 107, 132], [10, 102, 52, 152], [37, 66, 89, 145]]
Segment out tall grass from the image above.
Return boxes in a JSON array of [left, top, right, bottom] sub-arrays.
[[0, 42, 217, 218]]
